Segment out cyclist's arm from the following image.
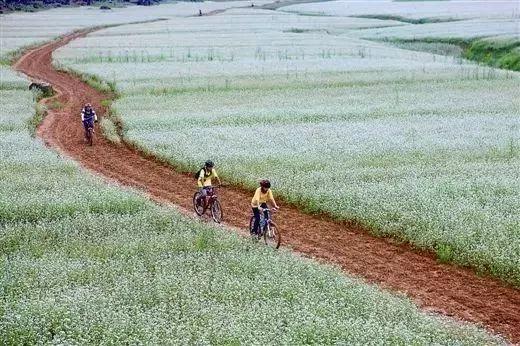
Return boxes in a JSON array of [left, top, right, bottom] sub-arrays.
[[81, 110, 85, 121], [213, 169, 222, 186], [93, 111, 98, 122], [197, 169, 204, 188], [251, 188, 261, 208], [268, 190, 279, 209]]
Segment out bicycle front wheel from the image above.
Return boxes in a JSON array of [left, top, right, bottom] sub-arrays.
[[211, 199, 223, 223], [193, 192, 204, 216], [264, 221, 281, 249], [249, 215, 255, 234]]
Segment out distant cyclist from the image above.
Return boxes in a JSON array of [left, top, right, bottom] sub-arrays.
[[251, 179, 279, 235], [196, 160, 222, 207], [80, 103, 98, 141]]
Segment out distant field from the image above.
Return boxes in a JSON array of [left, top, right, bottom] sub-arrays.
[[0, 64, 501, 344], [0, 0, 275, 63], [53, 5, 520, 285], [280, 0, 520, 20], [282, 0, 520, 71]]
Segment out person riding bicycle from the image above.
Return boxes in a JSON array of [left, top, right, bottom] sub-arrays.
[[196, 160, 222, 208], [81, 103, 98, 141], [251, 179, 279, 235]]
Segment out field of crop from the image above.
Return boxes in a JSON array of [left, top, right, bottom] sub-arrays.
[[0, 1, 276, 63], [281, 0, 520, 20], [0, 61, 503, 343], [282, 0, 520, 71], [51, 4, 520, 286]]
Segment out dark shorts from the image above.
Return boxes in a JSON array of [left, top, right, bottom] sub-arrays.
[[83, 119, 94, 132], [199, 186, 212, 198], [252, 203, 268, 234]]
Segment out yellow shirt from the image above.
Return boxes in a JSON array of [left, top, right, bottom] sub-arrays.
[[251, 187, 274, 208], [198, 168, 218, 187]]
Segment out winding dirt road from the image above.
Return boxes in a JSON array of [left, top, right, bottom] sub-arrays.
[[14, 30, 520, 343]]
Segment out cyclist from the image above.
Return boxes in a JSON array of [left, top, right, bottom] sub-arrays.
[[196, 160, 222, 208], [81, 103, 98, 141], [251, 179, 279, 235]]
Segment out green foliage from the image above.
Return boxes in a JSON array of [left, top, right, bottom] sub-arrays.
[[465, 39, 520, 71], [26, 103, 47, 136], [354, 14, 459, 25], [100, 117, 121, 144], [436, 244, 454, 264], [388, 37, 520, 71]]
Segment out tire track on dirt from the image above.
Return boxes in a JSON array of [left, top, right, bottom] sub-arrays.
[[14, 29, 520, 343]]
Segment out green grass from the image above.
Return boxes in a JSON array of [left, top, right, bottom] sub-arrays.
[[100, 117, 122, 144], [26, 103, 47, 136], [466, 38, 520, 71], [386, 37, 520, 71], [353, 14, 460, 25]]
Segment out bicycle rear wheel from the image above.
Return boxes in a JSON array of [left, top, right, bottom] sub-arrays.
[[211, 199, 223, 223], [193, 192, 204, 216], [264, 221, 281, 249], [87, 127, 93, 146]]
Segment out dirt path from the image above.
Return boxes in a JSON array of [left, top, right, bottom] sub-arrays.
[[14, 30, 520, 343]]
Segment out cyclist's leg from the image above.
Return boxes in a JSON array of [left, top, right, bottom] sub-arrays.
[[252, 207, 261, 234], [82, 121, 89, 139], [198, 187, 208, 206]]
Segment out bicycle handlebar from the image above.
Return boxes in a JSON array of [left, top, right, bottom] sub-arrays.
[[260, 207, 278, 213]]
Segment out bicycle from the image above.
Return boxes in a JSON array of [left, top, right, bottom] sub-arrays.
[[249, 207, 281, 249], [193, 186, 223, 223], [83, 120, 95, 146], [86, 125, 94, 146]]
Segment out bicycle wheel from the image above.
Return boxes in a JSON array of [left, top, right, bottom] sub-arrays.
[[193, 192, 204, 216], [87, 127, 93, 146], [264, 221, 281, 249], [211, 199, 223, 223], [249, 216, 255, 233]]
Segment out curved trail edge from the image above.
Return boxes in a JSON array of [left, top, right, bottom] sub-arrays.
[[14, 29, 520, 343]]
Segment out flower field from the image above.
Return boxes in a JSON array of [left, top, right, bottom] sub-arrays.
[[0, 63, 502, 343], [281, 0, 520, 21], [0, 1, 275, 63], [51, 5, 520, 285]]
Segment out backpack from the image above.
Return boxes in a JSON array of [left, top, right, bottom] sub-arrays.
[[194, 167, 204, 180]]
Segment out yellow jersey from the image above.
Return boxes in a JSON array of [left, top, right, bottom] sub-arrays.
[[251, 187, 275, 208], [198, 168, 218, 188]]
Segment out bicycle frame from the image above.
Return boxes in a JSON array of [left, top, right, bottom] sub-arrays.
[[201, 186, 217, 205], [83, 120, 94, 145], [194, 186, 223, 223], [250, 207, 280, 248], [258, 208, 274, 235], [195, 186, 220, 214]]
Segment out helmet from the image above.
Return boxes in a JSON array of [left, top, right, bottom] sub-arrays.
[[205, 160, 214, 168], [85, 103, 92, 108], [260, 179, 271, 189]]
